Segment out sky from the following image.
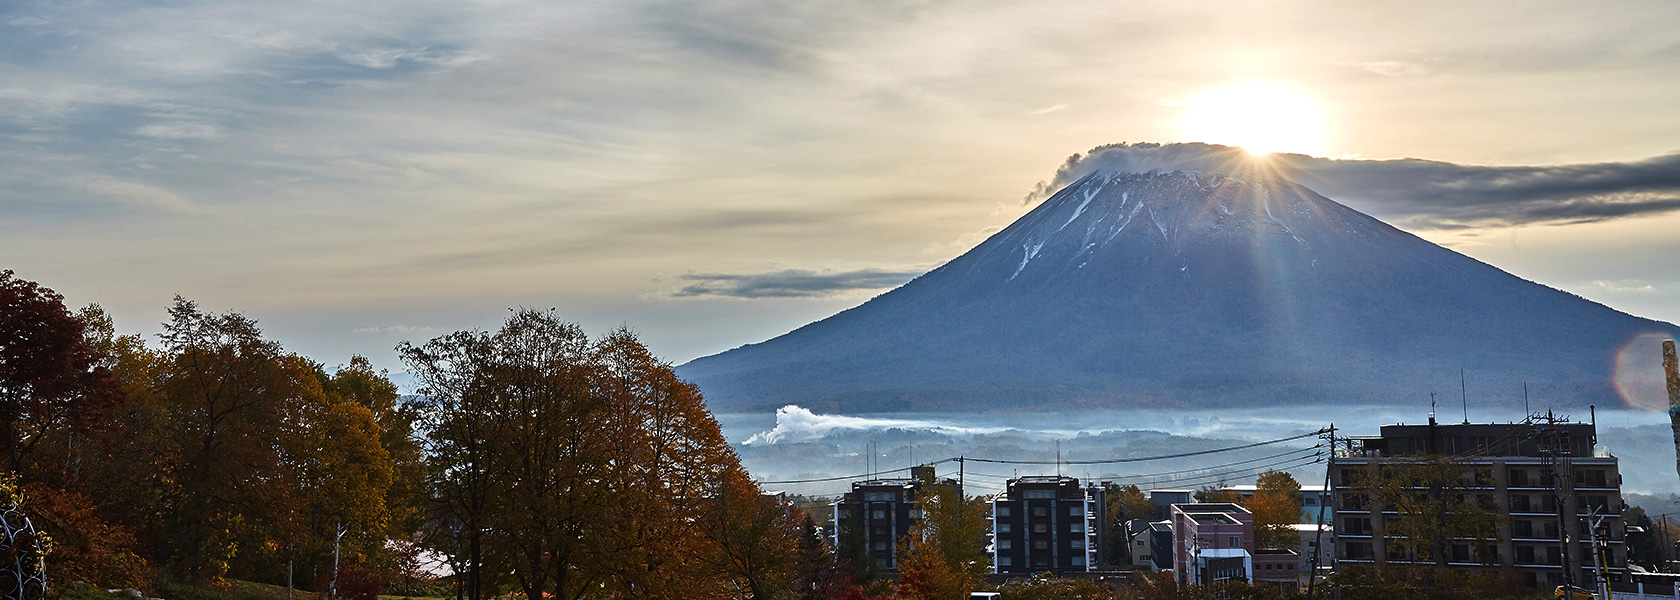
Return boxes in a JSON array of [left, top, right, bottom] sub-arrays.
[[3, 0, 1678, 379]]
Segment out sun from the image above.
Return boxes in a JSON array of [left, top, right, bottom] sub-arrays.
[[1181, 82, 1326, 156]]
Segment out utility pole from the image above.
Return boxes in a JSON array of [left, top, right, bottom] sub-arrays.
[[1539, 413, 1576, 589], [1308, 425, 1335, 600], [1665, 340, 1679, 482], [1587, 507, 1609, 600]]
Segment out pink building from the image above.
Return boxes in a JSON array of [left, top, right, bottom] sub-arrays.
[[1171, 503, 1255, 584]]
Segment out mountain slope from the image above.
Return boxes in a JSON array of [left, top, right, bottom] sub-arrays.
[[679, 170, 1680, 414]]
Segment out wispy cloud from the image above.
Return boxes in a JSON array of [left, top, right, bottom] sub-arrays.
[[1035, 143, 1680, 229], [79, 178, 204, 215], [669, 268, 923, 299], [352, 325, 437, 335]]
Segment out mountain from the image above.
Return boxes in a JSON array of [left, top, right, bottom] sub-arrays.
[[678, 169, 1680, 414]]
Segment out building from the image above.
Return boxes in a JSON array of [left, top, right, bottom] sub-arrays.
[[1228, 484, 1333, 523], [1330, 415, 1626, 589], [1253, 548, 1301, 586], [1292, 523, 1334, 580], [1147, 489, 1194, 516], [1171, 503, 1255, 584], [990, 476, 1099, 574], [833, 465, 951, 571]]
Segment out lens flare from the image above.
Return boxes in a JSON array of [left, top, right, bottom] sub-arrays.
[[1612, 332, 1674, 411]]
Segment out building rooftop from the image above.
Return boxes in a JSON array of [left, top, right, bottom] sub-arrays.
[[1187, 512, 1240, 525]]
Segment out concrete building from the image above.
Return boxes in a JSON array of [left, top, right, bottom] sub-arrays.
[[991, 476, 1100, 574], [1253, 548, 1301, 586], [1171, 503, 1256, 584], [1330, 416, 1626, 589], [833, 465, 951, 571]]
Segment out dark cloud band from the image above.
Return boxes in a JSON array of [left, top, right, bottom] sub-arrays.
[[1035, 142, 1680, 229], [672, 268, 922, 299]]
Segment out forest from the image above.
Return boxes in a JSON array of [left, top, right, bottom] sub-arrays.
[[0, 270, 855, 600]]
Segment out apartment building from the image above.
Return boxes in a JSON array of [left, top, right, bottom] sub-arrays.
[[1171, 502, 1256, 584], [991, 476, 1101, 574], [1330, 416, 1626, 589], [832, 465, 951, 571]]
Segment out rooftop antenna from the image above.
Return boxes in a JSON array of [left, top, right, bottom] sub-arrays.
[[1429, 393, 1437, 422], [1524, 382, 1531, 421], [1056, 440, 1063, 477], [1461, 369, 1470, 424]]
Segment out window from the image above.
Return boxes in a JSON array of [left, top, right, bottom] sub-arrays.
[[1228, 536, 1239, 549], [1033, 524, 1048, 534], [999, 556, 1012, 566], [872, 510, 885, 520], [864, 492, 892, 502], [1070, 505, 1084, 516], [1070, 539, 1084, 549], [1070, 523, 1084, 533], [1071, 556, 1085, 566], [997, 506, 1011, 517], [1024, 490, 1055, 499], [998, 539, 1012, 550], [1032, 507, 1048, 517], [999, 523, 1011, 533], [872, 541, 887, 551], [1033, 540, 1048, 550]]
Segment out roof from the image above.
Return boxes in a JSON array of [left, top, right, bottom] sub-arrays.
[[1186, 513, 1240, 525], [1290, 523, 1331, 532], [1255, 548, 1299, 556], [1198, 549, 1250, 559]]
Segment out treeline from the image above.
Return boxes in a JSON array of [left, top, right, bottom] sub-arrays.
[[0, 270, 853, 600]]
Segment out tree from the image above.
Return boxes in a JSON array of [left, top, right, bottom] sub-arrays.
[[403, 310, 754, 600], [142, 297, 395, 583], [701, 476, 801, 600], [1194, 484, 1240, 503], [0, 271, 121, 475], [894, 474, 988, 600], [1248, 470, 1302, 550], [1102, 483, 1155, 563], [1357, 456, 1504, 569], [789, 515, 848, 600]]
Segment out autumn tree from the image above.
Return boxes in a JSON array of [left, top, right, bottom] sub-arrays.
[[1194, 484, 1241, 503], [404, 310, 755, 600], [1358, 456, 1504, 569], [701, 475, 802, 600], [1248, 470, 1302, 549], [894, 474, 988, 600], [0, 270, 122, 476], [132, 297, 395, 583], [1102, 483, 1155, 563]]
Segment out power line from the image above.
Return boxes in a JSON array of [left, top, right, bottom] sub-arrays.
[[960, 428, 1326, 465], [755, 428, 1325, 485], [962, 445, 1321, 484]]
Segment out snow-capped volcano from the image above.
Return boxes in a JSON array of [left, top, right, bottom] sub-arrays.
[[678, 169, 1680, 414]]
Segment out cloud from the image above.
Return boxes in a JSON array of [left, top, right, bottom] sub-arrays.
[[744, 405, 1009, 444], [669, 267, 924, 299], [1593, 280, 1657, 292], [1028, 103, 1070, 115], [352, 325, 437, 335], [1032, 142, 1680, 229], [79, 178, 205, 215]]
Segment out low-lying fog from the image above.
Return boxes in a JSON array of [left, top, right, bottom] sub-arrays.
[[717, 404, 1680, 501]]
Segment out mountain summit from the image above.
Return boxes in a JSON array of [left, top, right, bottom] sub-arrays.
[[679, 169, 1680, 414]]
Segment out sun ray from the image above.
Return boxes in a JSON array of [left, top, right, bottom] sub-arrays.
[[1181, 83, 1326, 156]]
